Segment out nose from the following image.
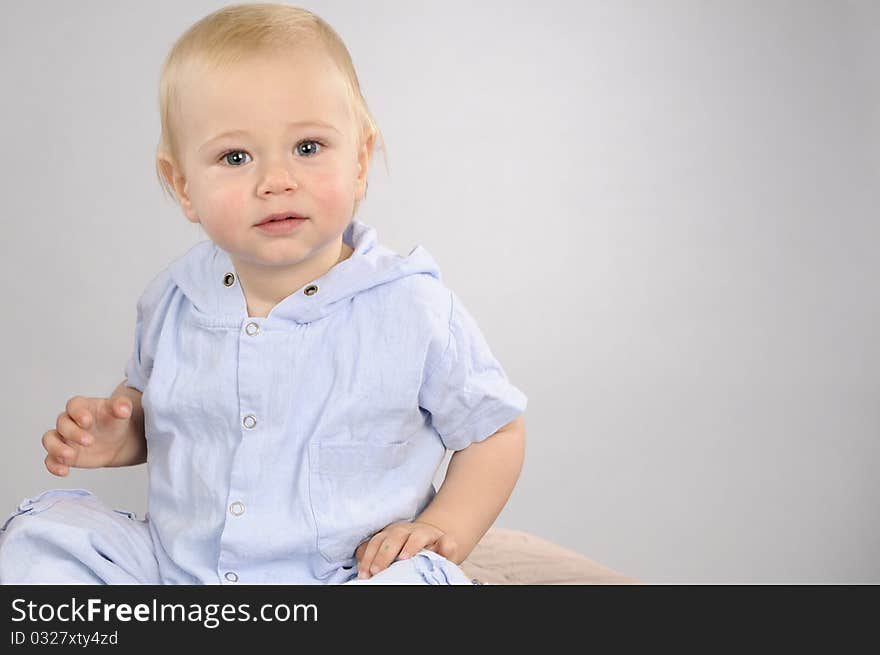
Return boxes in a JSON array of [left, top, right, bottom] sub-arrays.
[[258, 164, 299, 196]]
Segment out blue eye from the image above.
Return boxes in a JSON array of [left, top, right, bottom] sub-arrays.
[[218, 139, 325, 166], [296, 139, 324, 157], [221, 150, 251, 166]]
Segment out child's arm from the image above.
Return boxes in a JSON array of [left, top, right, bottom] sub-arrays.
[[355, 415, 526, 578], [355, 415, 526, 577], [416, 415, 526, 563]]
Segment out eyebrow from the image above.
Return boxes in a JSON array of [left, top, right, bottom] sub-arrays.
[[199, 120, 342, 152]]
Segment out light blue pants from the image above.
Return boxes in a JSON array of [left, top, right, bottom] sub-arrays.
[[0, 489, 475, 585]]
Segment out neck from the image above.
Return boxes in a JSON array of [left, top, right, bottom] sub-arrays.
[[234, 240, 354, 318]]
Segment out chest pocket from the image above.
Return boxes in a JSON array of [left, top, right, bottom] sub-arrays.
[[308, 440, 425, 563]]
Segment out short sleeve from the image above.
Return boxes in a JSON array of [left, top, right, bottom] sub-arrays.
[[418, 289, 528, 451], [123, 269, 174, 393]]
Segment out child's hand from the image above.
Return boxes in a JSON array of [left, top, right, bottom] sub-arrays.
[[41, 395, 135, 476], [354, 520, 459, 579]]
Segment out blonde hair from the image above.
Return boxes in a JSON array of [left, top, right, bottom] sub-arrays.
[[155, 3, 388, 215]]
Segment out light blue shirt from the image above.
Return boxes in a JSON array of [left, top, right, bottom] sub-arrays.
[[124, 219, 527, 584]]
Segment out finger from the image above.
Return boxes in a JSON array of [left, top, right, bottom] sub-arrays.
[[398, 532, 434, 561], [358, 534, 387, 579], [357, 536, 380, 578], [105, 396, 132, 420], [370, 533, 408, 575], [44, 453, 69, 477], [56, 413, 92, 447], [65, 396, 92, 430], [354, 539, 369, 564], [42, 430, 78, 464]]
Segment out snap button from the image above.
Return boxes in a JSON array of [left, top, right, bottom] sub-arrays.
[[242, 414, 257, 429], [229, 502, 245, 516], [304, 284, 318, 296], [224, 571, 239, 583], [245, 322, 260, 336], [223, 272, 235, 287]]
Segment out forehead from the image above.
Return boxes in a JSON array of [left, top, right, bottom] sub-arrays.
[[181, 51, 353, 144]]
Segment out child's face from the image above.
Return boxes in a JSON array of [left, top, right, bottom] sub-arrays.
[[162, 50, 371, 270]]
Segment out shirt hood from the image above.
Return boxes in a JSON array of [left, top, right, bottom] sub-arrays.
[[167, 219, 443, 324]]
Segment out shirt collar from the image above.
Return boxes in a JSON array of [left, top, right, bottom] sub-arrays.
[[168, 219, 442, 324]]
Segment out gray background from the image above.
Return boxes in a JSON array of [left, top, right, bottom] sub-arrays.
[[1, 0, 877, 583]]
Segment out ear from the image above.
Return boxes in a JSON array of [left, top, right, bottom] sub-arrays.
[[354, 131, 376, 202], [157, 155, 200, 224]]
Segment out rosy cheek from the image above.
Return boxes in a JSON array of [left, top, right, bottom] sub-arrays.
[[202, 189, 247, 243], [220, 191, 247, 219], [309, 170, 352, 212]]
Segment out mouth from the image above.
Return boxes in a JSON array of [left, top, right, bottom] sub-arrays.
[[255, 212, 308, 226]]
